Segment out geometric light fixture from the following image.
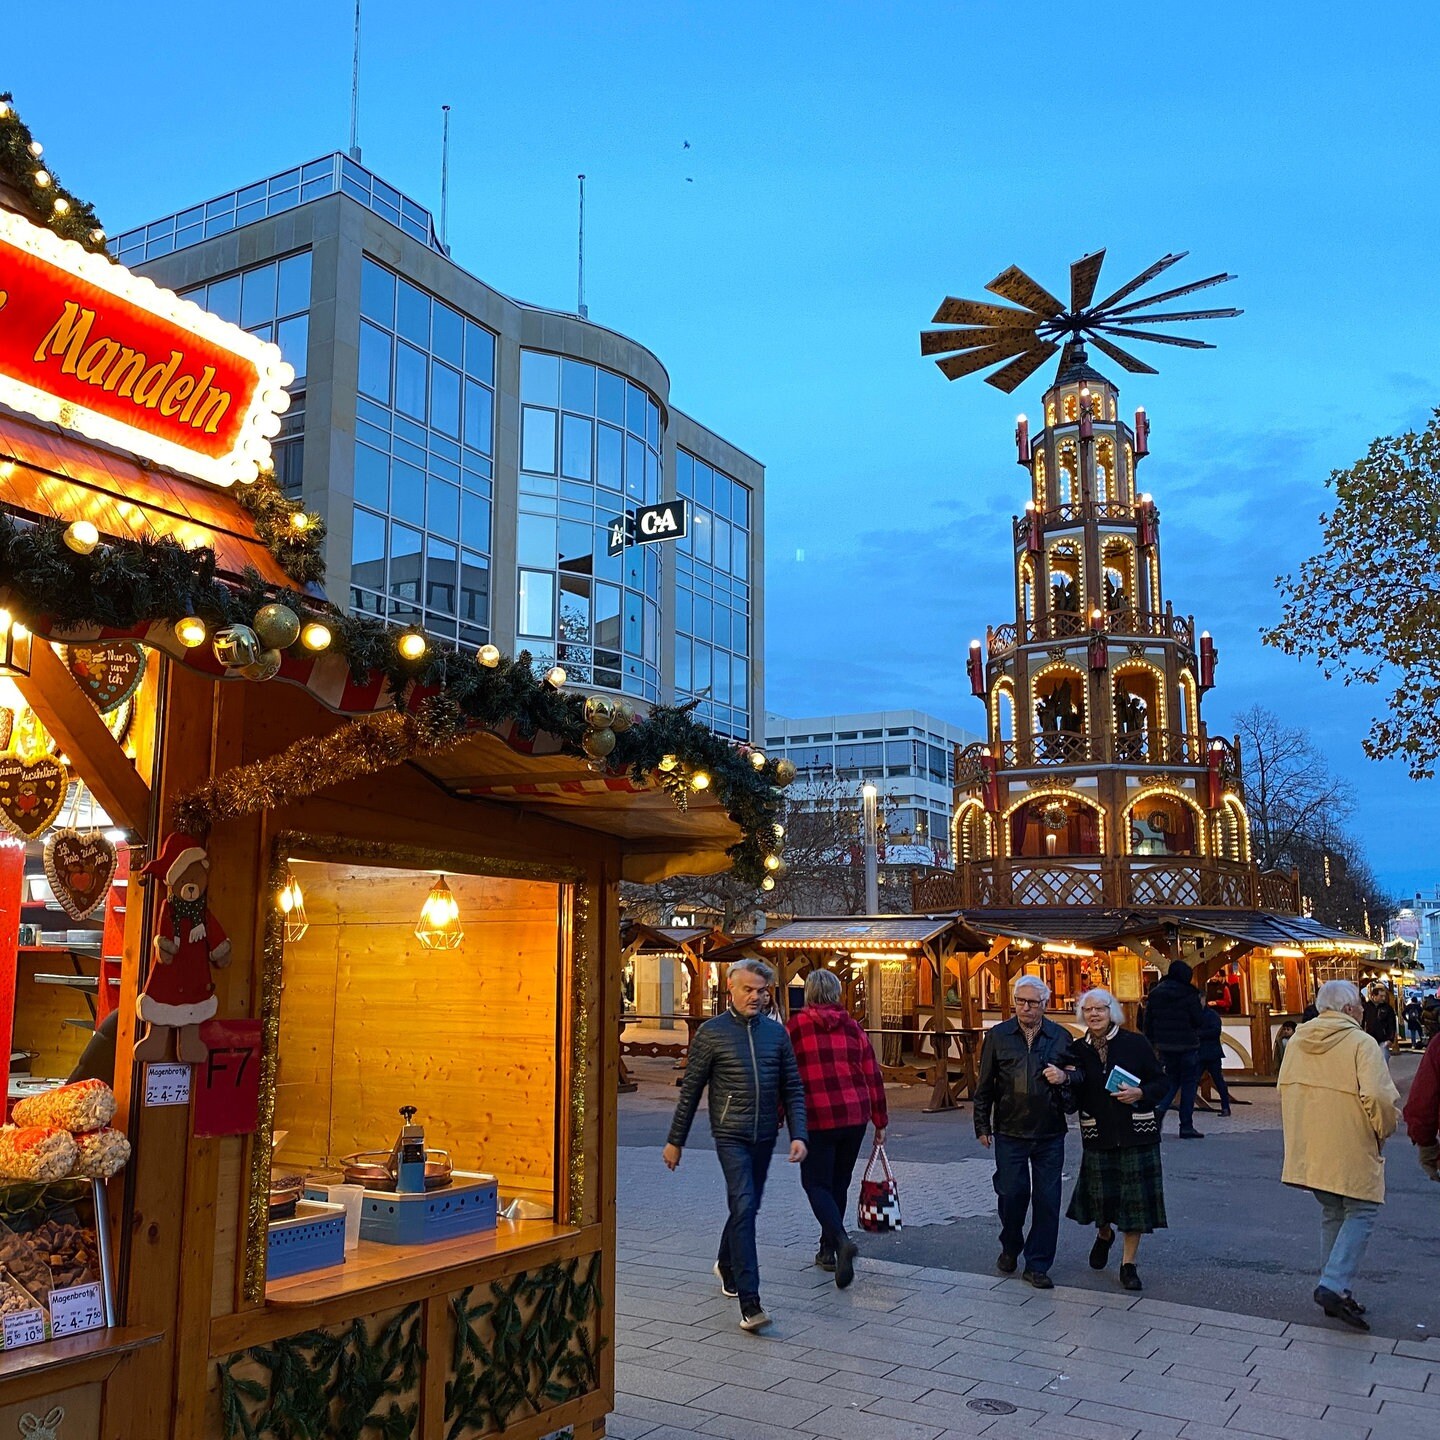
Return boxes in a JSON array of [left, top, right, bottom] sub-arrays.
[[0, 610, 33, 678], [277, 866, 309, 943], [414, 874, 464, 950]]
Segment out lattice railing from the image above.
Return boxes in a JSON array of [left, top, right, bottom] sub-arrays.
[[1008, 863, 1107, 907], [1258, 868, 1301, 913]]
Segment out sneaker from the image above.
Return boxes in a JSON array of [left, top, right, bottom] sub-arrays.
[[739, 1296, 771, 1331], [1022, 1269, 1054, 1290], [815, 1248, 836, 1272], [1119, 1263, 1143, 1292], [1089, 1228, 1115, 1270], [996, 1251, 1018, 1274], [713, 1261, 738, 1298], [1178, 1128, 1205, 1139], [1314, 1286, 1369, 1331], [836, 1238, 859, 1291]]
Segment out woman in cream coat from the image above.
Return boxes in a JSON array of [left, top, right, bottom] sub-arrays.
[[1279, 979, 1400, 1331]]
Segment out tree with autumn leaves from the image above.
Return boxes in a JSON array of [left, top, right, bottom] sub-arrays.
[[1265, 407, 1440, 779]]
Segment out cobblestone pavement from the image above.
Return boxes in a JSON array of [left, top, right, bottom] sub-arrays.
[[610, 1202, 1440, 1440]]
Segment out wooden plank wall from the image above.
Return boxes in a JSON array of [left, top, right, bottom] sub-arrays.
[[271, 865, 559, 1192]]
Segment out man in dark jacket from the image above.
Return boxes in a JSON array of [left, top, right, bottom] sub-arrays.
[[974, 974, 1072, 1288], [1143, 959, 1206, 1138], [1196, 1003, 1233, 1117], [664, 958, 807, 1331]]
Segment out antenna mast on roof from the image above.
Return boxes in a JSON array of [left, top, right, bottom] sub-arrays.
[[577, 173, 588, 319], [440, 105, 452, 254], [348, 0, 363, 161]]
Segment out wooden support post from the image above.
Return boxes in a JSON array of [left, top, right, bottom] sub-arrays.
[[924, 942, 958, 1112]]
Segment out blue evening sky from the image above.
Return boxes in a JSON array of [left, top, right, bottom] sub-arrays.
[[10, 2, 1439, 897]]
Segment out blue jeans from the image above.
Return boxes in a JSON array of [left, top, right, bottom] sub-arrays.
[[1198, 1052, 1232, 1110], [1312, 1189, 1379, 1296], [715, 1138, 776, 1300], [1155, 1049, 1201, 1131], [993, 1133, 1065, 1274]]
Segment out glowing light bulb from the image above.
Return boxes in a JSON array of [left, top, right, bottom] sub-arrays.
[[53, 197, 69, 216], [764, 854, 781, 872], [63, 520, 99, 554], [300, 621, 333, 651], [289, 511, 311, 532], [749, 750, 766, 770], [773, 823, 784, 840], [546, 665, 567, 688], [91, 228, 105, 243], [33, 169, 50, 188], [761, 876, 776, 892], [174, 616, 207, 648], [477, 643, 501, 667], [690, 770, 712, 791], [397, 630, 427, 660]]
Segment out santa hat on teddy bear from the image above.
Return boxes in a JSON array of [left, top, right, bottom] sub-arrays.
[[142, 833, 209, 886]]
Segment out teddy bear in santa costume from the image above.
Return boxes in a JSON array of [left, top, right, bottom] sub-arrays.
[[135, 832, 232, 1064]]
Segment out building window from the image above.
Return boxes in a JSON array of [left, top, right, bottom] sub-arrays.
[[353, 256, 496, 645]]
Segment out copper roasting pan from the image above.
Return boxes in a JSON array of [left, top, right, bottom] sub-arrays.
[[340, 1149, 454, 1191]]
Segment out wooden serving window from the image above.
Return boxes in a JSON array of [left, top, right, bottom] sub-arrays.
[[251, 845, 585, 1301]]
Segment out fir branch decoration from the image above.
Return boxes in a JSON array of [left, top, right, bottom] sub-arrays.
[[444, 1255, 603, 1437], [0, 93, 109, 254], [217, 1305, 424, 1440], [233, 468, 328, 586]]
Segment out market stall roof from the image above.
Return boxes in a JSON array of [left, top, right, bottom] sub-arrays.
[[411, 732, 743, 883], [737, 915, 995, 955], [619, 922, 734, 957], [0, 405, 302, 591]]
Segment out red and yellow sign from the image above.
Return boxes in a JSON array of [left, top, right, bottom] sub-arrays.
[[0, 210, 293, 487]]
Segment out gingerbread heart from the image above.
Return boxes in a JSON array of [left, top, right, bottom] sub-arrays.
[[65, 642, 147, 714], [0, 754, 67, 839], [44, 828, 119, 920]]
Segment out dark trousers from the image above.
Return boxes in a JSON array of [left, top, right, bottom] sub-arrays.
[[993, 1133, 1064, 1274], [799, 1123, 867, 1253], [715, 1137, 776, 1300], [1155, 1048, 1201, 1131], [1197, 1052, 1232, 1110]]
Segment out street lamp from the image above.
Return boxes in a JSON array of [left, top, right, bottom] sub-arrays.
[[861, 782, 879, 916]]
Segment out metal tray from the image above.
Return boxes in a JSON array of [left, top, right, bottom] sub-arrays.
[[340, 1149, 453, 1192]]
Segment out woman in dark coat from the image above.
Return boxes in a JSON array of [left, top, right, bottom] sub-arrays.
[[1065, 987, 1169, 1292]]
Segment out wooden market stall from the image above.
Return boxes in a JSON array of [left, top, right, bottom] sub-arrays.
[[0, 110, 787, 1439]]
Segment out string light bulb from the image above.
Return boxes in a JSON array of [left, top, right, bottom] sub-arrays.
[[53, 197, 69, 216], [91, 228, 105, 243], [173, 616, 207, 648], [749, 750, 766, 770], [63, 520, 99, 554], [397, 630, 427, 661], [300, 620, 333, 651], [477, 643, 501, 667], [289, 511, 312, 532], [33, 169, 50, 188], [764, 854, 781, 872], [414, 875, 464, 950], [27, 141, 42, 158], [761, 876, 776, 892], [546, 665, 567, 688], [773, 823, 784, 840], [690, 770, 712, 791]]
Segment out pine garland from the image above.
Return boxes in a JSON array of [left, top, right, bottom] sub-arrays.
[[231, 473, 327, 586], [0, 93, 108, 255]]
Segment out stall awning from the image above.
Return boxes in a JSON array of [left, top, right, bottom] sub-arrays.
[[619, 922, 734, 957], [744, 916, 990, 953], [0, 406, 300, 590]]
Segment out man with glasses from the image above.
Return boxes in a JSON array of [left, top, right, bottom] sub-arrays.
[[974, 974, 1074, 1288]]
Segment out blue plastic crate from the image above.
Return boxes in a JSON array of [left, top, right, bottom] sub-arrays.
[[304, 1171, 498, 1246], [267, 1200, 346, 1279]]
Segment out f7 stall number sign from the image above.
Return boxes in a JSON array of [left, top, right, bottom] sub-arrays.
[[606, 499, 689, 556]]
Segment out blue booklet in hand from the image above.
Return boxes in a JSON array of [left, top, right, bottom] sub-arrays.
[[1105, 1064, 1142, 1095]]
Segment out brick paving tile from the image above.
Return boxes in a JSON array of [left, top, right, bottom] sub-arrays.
[[608, 1416, 662, 1440], [689, 1383, 826, 1429], [865, 1392, 1050, 1430], [697, 1415, 827, 1440], [1131, 1300, 1287, 1336], [802, 1404, 946, 1440], [1217, 1404, 1372, 1440], [618, 1367, 726, 1405], [1067, 1399, 1186, 1435]]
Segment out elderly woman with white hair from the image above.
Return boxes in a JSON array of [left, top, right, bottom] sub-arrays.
[[1280, 978, 1400, 1331], [1063, 988, 1169, 1291]]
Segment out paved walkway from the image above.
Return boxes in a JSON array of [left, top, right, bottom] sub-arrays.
[[610, 1140, 1440, 1440]]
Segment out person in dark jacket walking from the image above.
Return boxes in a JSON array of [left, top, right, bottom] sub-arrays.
[[1064, 989, 1169, 1292], [787, 968, 888, 1289], [1196, 1003, 1233, 1117], [973, 974, 1073, 1288], [1403, 999, 1424, 1048], [664, 958, 808, 1331], [1402, 1029, 1440, 1181], [1143, 959, 1206, 1138], [1362, 987, 1397, 1053]]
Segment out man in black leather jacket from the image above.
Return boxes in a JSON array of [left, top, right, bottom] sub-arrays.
[[974, 974, 1073, 1288], [1143, 959, 1207, 1138], [664, 959, 807, 1331]]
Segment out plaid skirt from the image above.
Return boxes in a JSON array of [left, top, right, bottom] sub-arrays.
[[1066, 1143, 1167, 1234]]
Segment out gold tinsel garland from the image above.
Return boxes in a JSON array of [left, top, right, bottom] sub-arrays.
[[174, 706, 465, 835], [569, 888, 590, 1225]]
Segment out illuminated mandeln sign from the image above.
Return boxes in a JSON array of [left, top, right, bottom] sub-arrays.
[[0, 209, 293, 487]]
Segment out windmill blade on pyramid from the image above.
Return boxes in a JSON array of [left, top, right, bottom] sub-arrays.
[[921, 249, 1240, 390]]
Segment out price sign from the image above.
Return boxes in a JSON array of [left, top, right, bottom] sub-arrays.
[[143, 1062, 192, 1107], [49, 1281, 105, 1336], [2, 1307, 46, 1349]]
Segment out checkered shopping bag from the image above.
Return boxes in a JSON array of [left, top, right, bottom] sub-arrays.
[[857, 1142, 902, 1232]]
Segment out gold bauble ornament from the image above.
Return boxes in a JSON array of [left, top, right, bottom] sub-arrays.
[[583, 696, 614, 730], [610, 700, 635, 733], [254, 602, 301, 650], [583, 727, 617, 760], [774, 759, 797, 786], [240, 648, 283, 682]]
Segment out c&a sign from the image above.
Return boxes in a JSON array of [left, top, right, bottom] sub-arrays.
[[0, 210, 293, 487]]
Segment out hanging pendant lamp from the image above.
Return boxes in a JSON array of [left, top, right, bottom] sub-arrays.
[[415, 874, 464, 950]]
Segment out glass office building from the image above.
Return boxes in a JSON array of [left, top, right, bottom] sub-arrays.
[[124, 153, 764, 737]]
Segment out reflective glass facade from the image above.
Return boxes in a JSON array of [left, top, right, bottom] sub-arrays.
[[675, 451, 751, 738], [352, 257, 497, 645], [180, 252, 311, 495], [115, 154, 443, 266], [517, 350, 662, 701]]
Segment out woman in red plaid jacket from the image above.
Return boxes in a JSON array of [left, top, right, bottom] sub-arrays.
[[786, 968, 889, 1289]]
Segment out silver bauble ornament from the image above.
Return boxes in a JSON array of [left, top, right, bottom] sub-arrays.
[[253, 602, 301, 650], [610, 700, 635, 733], [213, 624, 261, 670], [583, 696, 614, 730]]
